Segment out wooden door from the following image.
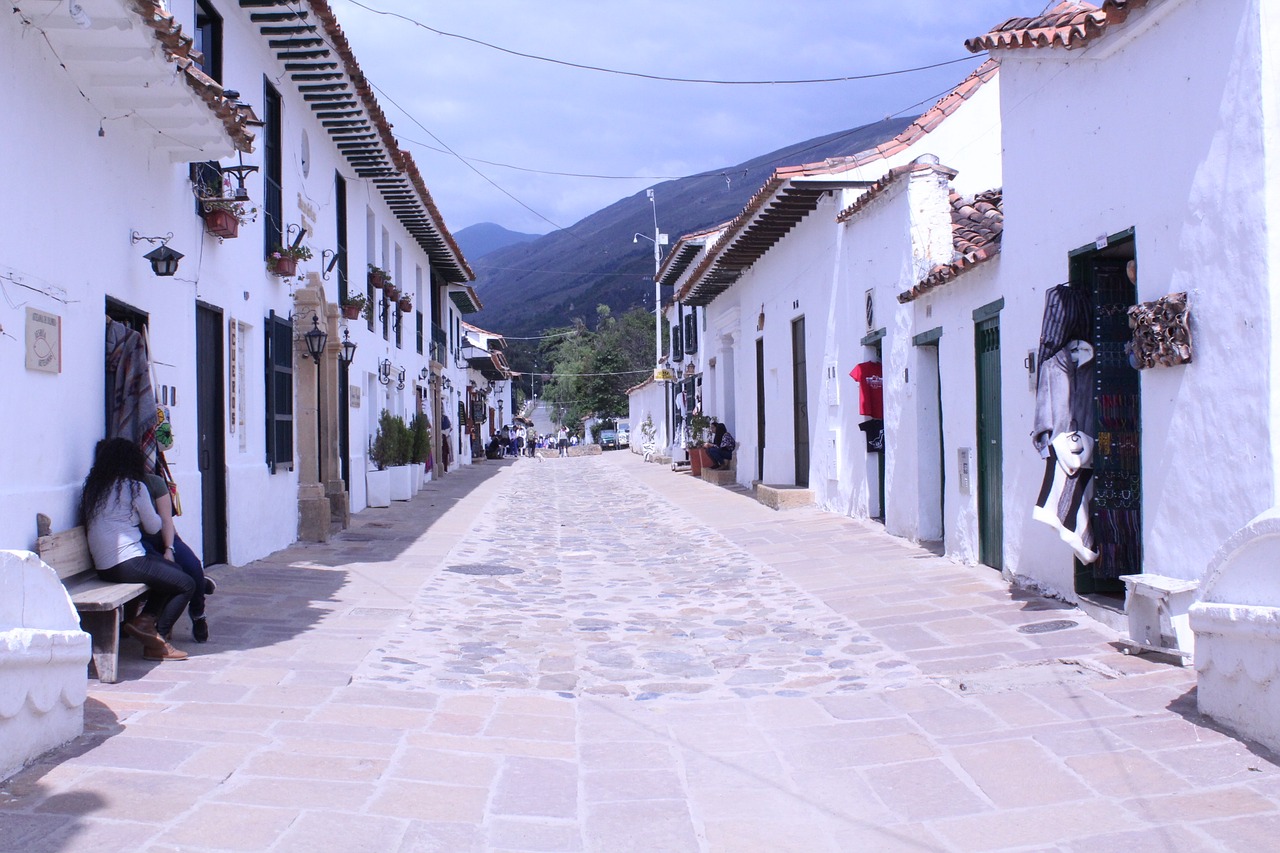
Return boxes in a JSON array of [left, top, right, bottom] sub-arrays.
[[195, 303, 227, 565], [792, 317, 809, 487], [975, 316, 1003, 570]]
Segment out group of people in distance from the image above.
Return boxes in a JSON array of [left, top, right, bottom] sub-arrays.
[[80, 437, 215, 662], [486, 423, 579, 459]]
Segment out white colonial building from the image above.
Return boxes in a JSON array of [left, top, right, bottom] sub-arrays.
[[0, 0, 477, 565]]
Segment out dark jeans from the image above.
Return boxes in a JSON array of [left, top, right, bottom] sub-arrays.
[[707, 446, 733, 466], [143, 533, 207, 619], [99, 553, 195, 636]]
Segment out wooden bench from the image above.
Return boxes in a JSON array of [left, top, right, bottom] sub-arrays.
[[35, 516, 149, 684]]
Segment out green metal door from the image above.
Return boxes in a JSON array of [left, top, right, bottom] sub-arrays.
[[792, 317, 810, 487], [975, 316, 1003, 570]]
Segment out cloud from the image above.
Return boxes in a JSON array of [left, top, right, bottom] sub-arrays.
[[330, 0, 1030, 233]]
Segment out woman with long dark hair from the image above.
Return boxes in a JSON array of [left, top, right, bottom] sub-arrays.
[[79, 437, 193, 661]]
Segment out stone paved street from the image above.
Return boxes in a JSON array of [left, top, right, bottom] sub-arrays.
[[3, 452, 1280, 852]]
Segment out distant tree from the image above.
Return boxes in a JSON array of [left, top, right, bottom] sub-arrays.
[[537, 306, 652, 424]]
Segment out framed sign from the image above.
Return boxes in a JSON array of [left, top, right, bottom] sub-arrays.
[[26, 307, 61, 373]]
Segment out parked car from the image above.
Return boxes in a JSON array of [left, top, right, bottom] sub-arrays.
[[600, 429, 618, 449], [617, 422, 630, 447]]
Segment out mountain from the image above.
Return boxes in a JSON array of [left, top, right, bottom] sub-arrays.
[[467, 116, 915, 340], [454, 222, 540, 260]]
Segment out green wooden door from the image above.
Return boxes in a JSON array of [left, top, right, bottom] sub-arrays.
[[975, 316, 1003, 570], [792, 317, 810, 487]]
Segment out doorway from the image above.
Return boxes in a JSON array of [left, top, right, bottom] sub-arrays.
[[792, 317, 809, 487], [1071, 233, 1140, 596], [195, 304, 228, 565], [975, 311, 1003, 570], [915, 335, 944, 541], [755, 337, 766, 481]]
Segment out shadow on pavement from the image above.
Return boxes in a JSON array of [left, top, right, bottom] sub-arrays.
[[0, 698, 120, 852]]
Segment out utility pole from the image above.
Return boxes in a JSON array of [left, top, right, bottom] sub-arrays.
[[635, 189, 669, 453]]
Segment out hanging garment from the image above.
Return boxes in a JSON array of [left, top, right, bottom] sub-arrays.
[[849, 361, 883, 419], [105, 319, 159, 462], [857, 418, 884, 453], [1032, 431, 1099, 564], [1036, 283, 1092, 365], [1032, 340, 1094, 457]]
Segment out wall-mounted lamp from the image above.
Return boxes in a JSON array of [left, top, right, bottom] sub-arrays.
[[419, 367, 429, 381], [219, 149, 259, 201], [378, 358, 393, 386], [442, 376, 453, 393], [338, 328, 357, 366], [397, 366, 406, 391], [303, 314, 328, 364], [496, 397, 504, 413], [131, 231, 184, 277], [757, 304, 765, 332]]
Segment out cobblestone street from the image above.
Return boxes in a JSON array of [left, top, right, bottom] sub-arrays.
[[4, 452, 1280, 852]]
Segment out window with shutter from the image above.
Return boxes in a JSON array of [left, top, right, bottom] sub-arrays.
[[684, 311, 698, 354], [264, 312, 294, 473], [672, 325, 684, 363]]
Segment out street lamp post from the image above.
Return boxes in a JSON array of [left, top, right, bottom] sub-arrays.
[[635, 189, 669, 454]]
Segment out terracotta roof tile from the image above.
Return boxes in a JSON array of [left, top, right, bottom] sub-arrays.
[[966, 0, 1150, 52], [130, 0, 257, 152], [305, 1, 473, 281], [836, 158, 957, 223], [671, 60, 998, 306], [899, 189, 1003, 303]]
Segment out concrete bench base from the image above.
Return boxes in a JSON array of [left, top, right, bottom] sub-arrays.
[[755, 484, 816, 510]]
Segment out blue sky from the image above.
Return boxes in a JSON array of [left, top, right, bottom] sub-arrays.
[[330, 0, 1037, 234]]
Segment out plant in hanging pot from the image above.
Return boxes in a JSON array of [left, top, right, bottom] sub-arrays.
[[397, 293, 413, 313], [368, 264, 388, 289], [384, 282, 401, 302], [200, 199, 257, 240], [340, 292, 372, 322], [268, 243, 312, 277]]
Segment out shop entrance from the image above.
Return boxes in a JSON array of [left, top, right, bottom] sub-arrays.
[[1070, 232, 1141, 596]]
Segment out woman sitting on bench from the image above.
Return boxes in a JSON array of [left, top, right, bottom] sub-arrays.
[[80, 437, 192, 661]]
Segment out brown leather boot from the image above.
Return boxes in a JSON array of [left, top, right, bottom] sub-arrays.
[[142, 638, 189, 661], [123, 613, 160, 642]]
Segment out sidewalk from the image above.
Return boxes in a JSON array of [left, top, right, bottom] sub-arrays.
[[1, 452, 1277, 852]]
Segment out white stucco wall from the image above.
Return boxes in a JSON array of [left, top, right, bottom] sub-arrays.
[[992, 0, 1272, 595]]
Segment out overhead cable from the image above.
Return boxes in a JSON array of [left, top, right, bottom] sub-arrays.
[[342, 1, 982, 86]]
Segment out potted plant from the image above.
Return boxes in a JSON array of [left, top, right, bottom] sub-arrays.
[[387, 414, 414, 501], [201, 199, 257, 240], [340, 293, 371, 322], [410, 413, 431, 490], [397, 293, 413, 313], [686, 412, 712, 476], [384, 283, 401, 302], [368, 264, 388, 289], [268, 243, 312, 277], [366, 410, 397, 507]]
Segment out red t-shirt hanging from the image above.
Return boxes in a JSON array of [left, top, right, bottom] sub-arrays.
[[849, 361, 883, 419]]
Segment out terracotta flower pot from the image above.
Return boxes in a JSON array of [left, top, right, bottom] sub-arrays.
[[341, 303, 362, 321], [385, 286, 400, 301], [398, 296, 413, 312], [270, 256, 297, 277], [690, 445, 709, 476], [369, 270, 385, 289], [203, 207, 239, 239]]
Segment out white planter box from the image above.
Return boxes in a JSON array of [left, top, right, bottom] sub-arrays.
[[365, 469, 391, 507], [1191, 508, 1280, 754], [389, 465, 413, 501]]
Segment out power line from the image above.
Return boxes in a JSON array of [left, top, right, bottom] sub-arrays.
[[395, 135, 687, 181], [342, 1, 982, 86]]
